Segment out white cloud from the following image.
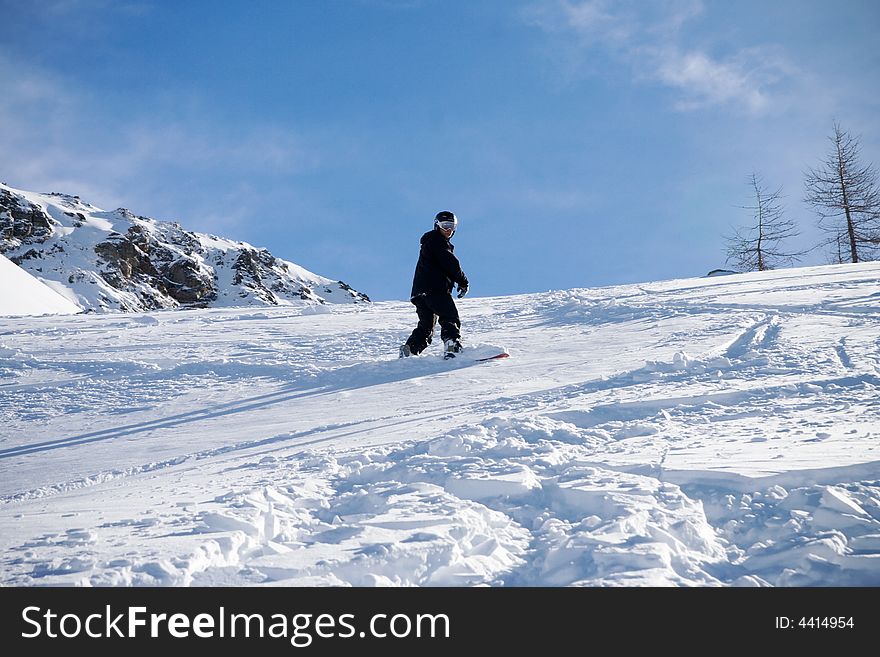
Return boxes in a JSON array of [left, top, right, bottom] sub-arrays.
[[557, 0, 632, 44], [523, 0, 793, 115], [649, 46, 790, 113], [0, 53, 316, 219]]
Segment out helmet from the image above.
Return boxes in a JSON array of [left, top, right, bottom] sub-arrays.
[[434, 211, 458, 233]]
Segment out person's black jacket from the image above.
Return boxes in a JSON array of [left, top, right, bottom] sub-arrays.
[[410, 227, 468, 299]]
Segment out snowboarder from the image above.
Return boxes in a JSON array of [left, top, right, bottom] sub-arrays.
[[400, 211, 469, 359]]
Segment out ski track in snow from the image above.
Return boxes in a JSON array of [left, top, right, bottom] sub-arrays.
[[1, 263, 879, 586]]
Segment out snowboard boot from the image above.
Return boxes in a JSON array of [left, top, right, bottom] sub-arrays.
[[443, 339, 463, 360], [399, 343, 413, 358]]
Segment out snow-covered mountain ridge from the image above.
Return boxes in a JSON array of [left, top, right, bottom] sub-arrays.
[[0, 183, 369, 312]]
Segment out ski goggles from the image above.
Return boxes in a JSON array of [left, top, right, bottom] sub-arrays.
[[437, 220, 457, 231]]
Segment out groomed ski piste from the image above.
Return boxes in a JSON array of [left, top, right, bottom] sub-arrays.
[[1, 262, 879, 586]]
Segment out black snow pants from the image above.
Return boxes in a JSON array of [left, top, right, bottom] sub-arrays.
[[405, 293, 461, 355]]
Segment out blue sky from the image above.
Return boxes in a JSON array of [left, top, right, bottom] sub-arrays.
[[2, 0, 879, 300]]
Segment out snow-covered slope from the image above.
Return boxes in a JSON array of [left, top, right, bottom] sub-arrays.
[[1, 262, 878, 586], [0, 253, 82, 316], [0, 183, 369, 312]]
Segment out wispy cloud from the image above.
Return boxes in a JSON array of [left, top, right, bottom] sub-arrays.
[[0, 53, 317, 224], [648, 45, 794, 113], [522, 0, 794, 114]]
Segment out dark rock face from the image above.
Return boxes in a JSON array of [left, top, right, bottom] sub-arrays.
[[232, 247, 319, 304], [161, 257, 216, 305], [232, 249, 268, 286], [0, 189, 55, 247], [94, 234, 157, 280], [93, 222, 218, 307]]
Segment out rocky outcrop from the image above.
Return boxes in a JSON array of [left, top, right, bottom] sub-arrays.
[[162, 257, 216, 305], [94, 232, 157, 280], [0, 189, 55, 246], [231, 248, 324, 304]]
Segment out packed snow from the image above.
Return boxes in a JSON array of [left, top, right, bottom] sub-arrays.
[[0, 253, 81, 317], [1, 262, 879, 586]]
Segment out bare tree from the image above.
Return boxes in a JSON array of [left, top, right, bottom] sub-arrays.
[[804, 121, 880, 263], [725, 173, 801, 271], [829, 230, 848, 264]]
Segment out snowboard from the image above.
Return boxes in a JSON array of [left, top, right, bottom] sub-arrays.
[[444, 342, 509, 362], [473, 352, 510, 362]]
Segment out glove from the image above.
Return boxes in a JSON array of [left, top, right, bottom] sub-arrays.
[[457, 282, 469, 298]]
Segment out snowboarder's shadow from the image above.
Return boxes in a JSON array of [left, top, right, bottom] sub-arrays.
[[0, 355, 479, 459]]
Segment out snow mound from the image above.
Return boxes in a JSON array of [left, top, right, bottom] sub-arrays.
[[0, 253, 81, 316]]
